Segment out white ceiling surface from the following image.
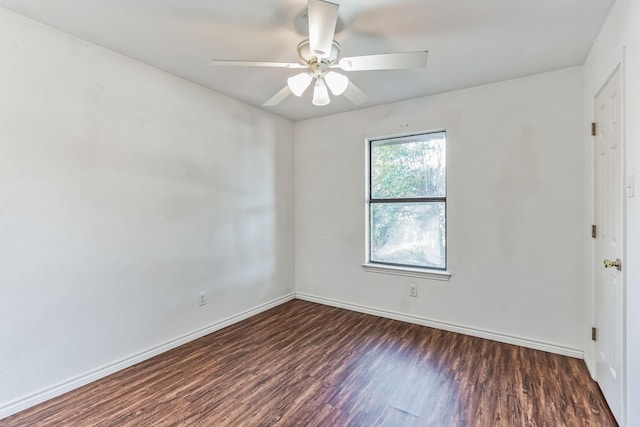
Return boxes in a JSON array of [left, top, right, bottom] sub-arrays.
[[0, 0, 614, 122]]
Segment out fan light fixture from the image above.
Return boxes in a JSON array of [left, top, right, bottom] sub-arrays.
[[287, 72, 313, 96], [312, 79, 331, 106], [324, 71, 348, 95], [287, 69, 349, 105]]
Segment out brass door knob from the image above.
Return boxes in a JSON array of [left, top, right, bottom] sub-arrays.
[[603, 258, 622, 271]]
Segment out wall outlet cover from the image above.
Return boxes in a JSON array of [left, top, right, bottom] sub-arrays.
[[409, 284, 417, 297]]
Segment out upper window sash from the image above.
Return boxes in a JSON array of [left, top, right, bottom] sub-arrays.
[[369, 131, 446, 200]]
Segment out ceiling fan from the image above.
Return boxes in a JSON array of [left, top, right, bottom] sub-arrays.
[[210, 0, 428, 107]]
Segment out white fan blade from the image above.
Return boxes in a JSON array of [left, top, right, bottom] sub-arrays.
[[308, 0, 339, 59], [263, 86, 292, 107], [211, 60, 306, 69], [342, 81, 368, 105], [338, 51, 428, 71]]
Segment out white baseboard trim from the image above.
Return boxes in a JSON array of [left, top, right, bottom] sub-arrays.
[[296, 292, 584, 359], [584, 352, 596, 379], [0, 293, 295, 420]]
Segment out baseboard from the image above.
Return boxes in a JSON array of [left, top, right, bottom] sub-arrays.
[[0, 292, 295, 420], [296, 292, 584, 359], [584, 352, 596, 379]]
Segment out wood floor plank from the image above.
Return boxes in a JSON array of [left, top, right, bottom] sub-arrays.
[[1, 300, 617, 426]]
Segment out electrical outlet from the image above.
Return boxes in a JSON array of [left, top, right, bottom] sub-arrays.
[[198, 292, 207, 306], [409, 284, 417, 297]]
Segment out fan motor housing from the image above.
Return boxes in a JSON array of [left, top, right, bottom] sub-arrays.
[[297, 39, 341, 64]]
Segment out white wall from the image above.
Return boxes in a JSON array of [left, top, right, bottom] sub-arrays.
[[0, 8, 294, 416], [295, 67, 585, 355], [583, 0, 640, 424]]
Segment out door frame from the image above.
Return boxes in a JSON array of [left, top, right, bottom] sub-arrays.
[[591, 60, 627, 425]]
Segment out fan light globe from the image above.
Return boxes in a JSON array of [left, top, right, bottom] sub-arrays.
[[312, 79, 331, 106], [324, 71, 349, 95], [287, 72, 313, 97]]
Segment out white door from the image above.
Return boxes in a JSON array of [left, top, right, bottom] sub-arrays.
[[594, 66, 624, 424]]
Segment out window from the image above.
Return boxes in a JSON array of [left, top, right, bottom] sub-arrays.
[[366, 131, 447, 272]]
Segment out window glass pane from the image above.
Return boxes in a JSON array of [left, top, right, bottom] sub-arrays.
[[370, 202, 445, 269], [371, 134, 446, 199]]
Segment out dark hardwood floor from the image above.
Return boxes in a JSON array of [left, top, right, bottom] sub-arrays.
[[2, 299, 616, 426]]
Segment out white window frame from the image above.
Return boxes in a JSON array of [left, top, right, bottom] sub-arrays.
[[363, 130, 451, 281]]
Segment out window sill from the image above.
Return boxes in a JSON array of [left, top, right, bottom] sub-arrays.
[[362, 263, 451, 281]]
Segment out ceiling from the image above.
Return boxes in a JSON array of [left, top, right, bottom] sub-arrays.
[[0, 0, 614, 122]]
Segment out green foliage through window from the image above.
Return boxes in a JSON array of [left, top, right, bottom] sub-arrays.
[[369, 132, 446, 270]]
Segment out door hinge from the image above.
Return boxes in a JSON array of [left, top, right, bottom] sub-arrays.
[[592, 327, 597, 341], [592, 225, 597, 239], [591, 122, 597, 136]]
